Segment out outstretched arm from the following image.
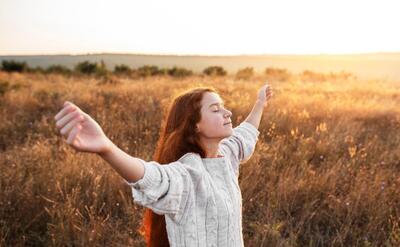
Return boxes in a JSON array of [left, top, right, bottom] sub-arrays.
[[244, 83, 273, 129], [55, 101, 195, 222], [54, 101, 145, 183], [98, 142, 145, 183], [220, 83, 274, 174]]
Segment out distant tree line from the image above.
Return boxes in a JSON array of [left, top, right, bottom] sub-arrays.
[[0, 59, 229, 78], [0, 59, 355, 82]]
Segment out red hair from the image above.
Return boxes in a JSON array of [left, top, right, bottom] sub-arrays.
[[138, 87, 218, 246]]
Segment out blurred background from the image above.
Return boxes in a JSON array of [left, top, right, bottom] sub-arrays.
[[0, 0, 399, 246]]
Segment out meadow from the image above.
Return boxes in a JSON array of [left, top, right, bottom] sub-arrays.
[[0, 69, 399, 246]]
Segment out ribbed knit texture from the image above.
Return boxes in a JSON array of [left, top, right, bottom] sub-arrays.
[[124, 121, 260, 247]]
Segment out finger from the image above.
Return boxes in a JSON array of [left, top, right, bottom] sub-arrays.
[[67, 125, 81, 145], [55, 101, 81, 120], [60, 114, 84, 136], [56, 110, 81, 130], [54, 105, 77, 121]]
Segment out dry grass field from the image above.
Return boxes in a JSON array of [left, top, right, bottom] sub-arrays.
[[0, 71, 399, 246]]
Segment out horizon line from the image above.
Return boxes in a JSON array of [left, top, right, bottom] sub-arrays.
[[1, 50, 400, 57]]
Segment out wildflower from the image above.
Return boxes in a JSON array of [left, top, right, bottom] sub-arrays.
[[348, 146, 357, 158], [316, 122, 327, 132], [381, 181, 386, 191]]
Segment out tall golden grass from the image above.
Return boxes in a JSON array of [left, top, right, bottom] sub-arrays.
[[0, 71, 399, 246]]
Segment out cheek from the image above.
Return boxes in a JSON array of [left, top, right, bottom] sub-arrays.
[[204, 113, 222, 126], [200, 114, 224, 133]]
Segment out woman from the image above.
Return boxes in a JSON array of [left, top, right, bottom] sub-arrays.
[[54, 83, 273, 247]]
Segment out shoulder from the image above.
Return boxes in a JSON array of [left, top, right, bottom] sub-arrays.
[[175, 152, 205, 181], [234, 121, 260, 137], [178, 152, 202, 164]]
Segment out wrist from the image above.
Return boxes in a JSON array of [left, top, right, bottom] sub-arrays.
[[98, 137, 115, 158], [255, 99, 266, 107]]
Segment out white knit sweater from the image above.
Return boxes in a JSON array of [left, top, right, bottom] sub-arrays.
[[124, 121, 260, 247]]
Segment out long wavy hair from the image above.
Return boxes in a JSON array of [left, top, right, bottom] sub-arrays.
[[138, 86, 218, 247]]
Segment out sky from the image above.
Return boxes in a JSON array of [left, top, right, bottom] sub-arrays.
[[1, 0, 399, 56]]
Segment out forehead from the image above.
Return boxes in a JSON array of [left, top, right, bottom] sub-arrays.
[[202, 92, 223, 106]]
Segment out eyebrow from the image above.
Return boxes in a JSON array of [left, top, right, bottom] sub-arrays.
[[208, 102, 224, 108]]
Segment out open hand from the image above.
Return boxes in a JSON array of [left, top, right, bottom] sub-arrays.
[[54, 101, 112, 154], [257, 83, 273, 106]]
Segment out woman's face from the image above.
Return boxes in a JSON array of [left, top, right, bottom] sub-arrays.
[[196, 92, 233, 139]]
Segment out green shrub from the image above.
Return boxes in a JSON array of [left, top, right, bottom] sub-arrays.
[[1, 60, 28, 72], [167, 66, 193, 78], [46, 65, 72, 75], [236, 67, 254, 79], [203, 66, 227, 76], [26, 66, 45, 73], [114, 64, 132, 75], [96, 60, 108, 77], [265, 67, 291, 82], [74, 61, 97, 74], [135, 65, 163, 77], [74, 60, 108, 77], [158, 68, 169, 76], [300, 70, 326, 82]]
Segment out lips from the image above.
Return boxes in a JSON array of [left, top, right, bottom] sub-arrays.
[[224, 122, 232, 125]]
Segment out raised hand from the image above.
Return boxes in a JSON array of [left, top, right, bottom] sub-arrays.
[[54, 101, 112, 154], [257, 83, 273, 106]]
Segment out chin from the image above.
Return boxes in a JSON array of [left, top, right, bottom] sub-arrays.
[[224, 129, 233, 137]]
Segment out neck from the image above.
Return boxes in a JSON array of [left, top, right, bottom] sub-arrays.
[[200, 138, 222, 158]]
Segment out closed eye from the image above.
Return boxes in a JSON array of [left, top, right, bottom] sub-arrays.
[[213, 106, 228, 112]]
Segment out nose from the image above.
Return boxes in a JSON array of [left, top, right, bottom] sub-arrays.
[[224, 109, 232, 118]]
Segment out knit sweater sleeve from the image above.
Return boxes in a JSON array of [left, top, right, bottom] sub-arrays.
[[220, 121, 260, 175], [123, 158, 196, 224]]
